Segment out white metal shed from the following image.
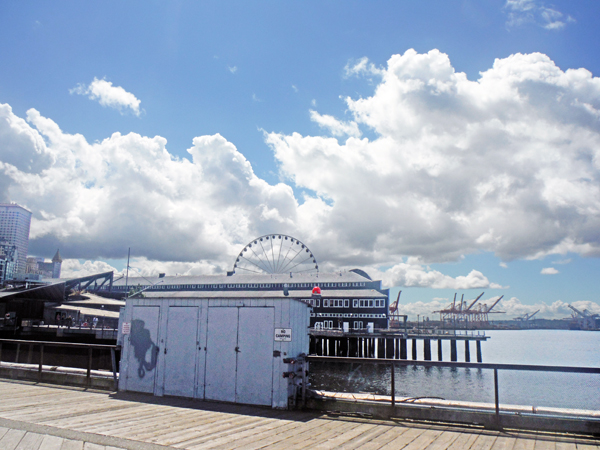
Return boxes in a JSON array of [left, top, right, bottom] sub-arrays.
[[117, 291, 311, 409]]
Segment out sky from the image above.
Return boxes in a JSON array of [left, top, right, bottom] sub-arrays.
[[1, 1, 600, 320]]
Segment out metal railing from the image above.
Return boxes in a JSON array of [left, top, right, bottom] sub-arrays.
[[306, 355, 600, 428], [0, 338, 120, 389]]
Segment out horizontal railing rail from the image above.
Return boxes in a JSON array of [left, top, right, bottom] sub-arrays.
[[306, 355, 600, 426], [0, 338, 120, 389]]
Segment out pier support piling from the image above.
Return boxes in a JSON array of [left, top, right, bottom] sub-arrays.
[[400, 339, 407, 360], [476, 340, 482, 363], [411, 339, 417, 360], [437, 339, 443, 361], [424, 339, 431, 361], [385, 338, 394, 359], [377, 338, 385, 359], [465, 340, 471, 363], [450, 340, 457, 362]]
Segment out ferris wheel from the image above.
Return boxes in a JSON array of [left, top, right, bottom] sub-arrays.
[[232, 234, 318, 275]]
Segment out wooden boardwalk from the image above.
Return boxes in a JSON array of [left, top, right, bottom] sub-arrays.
[[0, 380, 598, 450]]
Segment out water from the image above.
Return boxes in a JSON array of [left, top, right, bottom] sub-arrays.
[[310, 330, 600, 411]]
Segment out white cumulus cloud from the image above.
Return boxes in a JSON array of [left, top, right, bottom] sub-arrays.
[[376, 262, 506, 289], [70, 78, 142, 116], [267, 49, 600, 266], [541, 267, 559, 274], [3, 48, 600, 289]]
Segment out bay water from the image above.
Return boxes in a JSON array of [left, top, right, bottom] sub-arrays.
[[310, 330, 600, 411]]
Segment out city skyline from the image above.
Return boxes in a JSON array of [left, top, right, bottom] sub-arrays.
[[1, 1, 599, 320]]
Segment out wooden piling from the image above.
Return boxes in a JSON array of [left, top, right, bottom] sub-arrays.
[[437, 339, 443, 361], [450, 339, 457, 362], [464, 340, 471, 362], [476, 340, 482, 363], [340, 338, 348, 357], [423, 339, 431, 361], [385, 338, 394, 359], [400, 339, 407, 360], [411, 339, 417, 360], [349, 338, 358, 357], [377, 338, 385, 358]]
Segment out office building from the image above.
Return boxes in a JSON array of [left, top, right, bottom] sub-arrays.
[[0, 203, 32, 274]]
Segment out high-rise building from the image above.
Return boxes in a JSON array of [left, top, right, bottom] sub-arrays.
[[0, 203, 32, 274]]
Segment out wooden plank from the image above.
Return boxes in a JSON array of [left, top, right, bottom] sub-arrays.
[[377, 426, 431, 450], [149, 414, 276, 445], [58, 404, 165, 431], [205, 418, 325, 450], [554, 442, 576, 450], [470, 433, 499, 450], [325, 422, 395, 450], [512, 432, 536, 450], [444, 429, 480, 450], [185, 415, 308, 449], [309, 422, 399, 450], [14, 431, 45, 450], [83, 443, 106, 450], [347, 425, 413, 450], [39, 434, 65, 450], [395, 427, 446, 450], [77, 404, 186, 431], [271, 417, 364, 449], [0, 429, 26, 450], [491, 435, 517, 450], [422, 429, 463, 450], [533, 438, 556, 450], [60, 439, 84, 450]]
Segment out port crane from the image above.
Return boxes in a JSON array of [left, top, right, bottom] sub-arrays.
[[388, 291, 408, 330], [567, 304, 599, 330], [434, 293, 505, 328], [513, 310, 540, 321]]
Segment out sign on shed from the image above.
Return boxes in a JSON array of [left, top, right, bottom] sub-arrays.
[[274, 328, 292, 342]]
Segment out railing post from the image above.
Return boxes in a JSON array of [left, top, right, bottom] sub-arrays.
[[0, 342, 3, 363], [38, 344, 44, 381], [87, 347, 93, 385], [391, 363, 395, 407], [16, 343, 20, 363], [494, 368, 501, 428], [111, 347, 118, 391]]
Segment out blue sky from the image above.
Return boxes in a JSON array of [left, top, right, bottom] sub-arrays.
[[1, 1, 600, 319]]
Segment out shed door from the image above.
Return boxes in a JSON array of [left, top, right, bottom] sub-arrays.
[[236, 307, 274, 406], [164, 306, 199, 397], [126, 306, 160, 393], [205, 307, 238, 402], [204, 307, 274, 406]]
